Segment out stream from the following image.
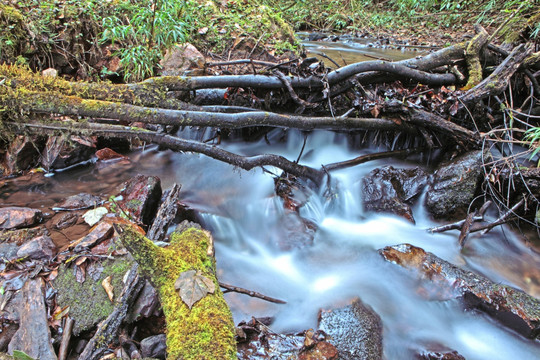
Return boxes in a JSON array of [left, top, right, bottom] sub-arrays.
[[2, 38, 540, 359]]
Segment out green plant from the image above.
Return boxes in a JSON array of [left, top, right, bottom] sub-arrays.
[[524, 127, 540, 165], [100, 0, 192, 81]]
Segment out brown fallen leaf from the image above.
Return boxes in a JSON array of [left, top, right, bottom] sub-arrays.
[[102, 275, 114, 302], [174, 270, 215, 309]]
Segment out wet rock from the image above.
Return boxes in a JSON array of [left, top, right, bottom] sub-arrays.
[[127, 279, 160, 322], [380, 243, 540, 338], [53, 257, 132, 335], [160, 43, 205, 76], [425, 150, 485, 219], [362, 166, 427, 223], [278, 211, 317, 250], [3, 136, 43, 175], [140, 334, 167, 359], [318, 298, 383, 360], [0, 243, 19, 262], [16, 234, 56, 260], [117, 175, 162, 226], [52, 212, 78, 230], [0, 207, 42, 230], [417, 350, 466, 360], [299, 341, 338, 360], [73, 222, 114, 251], [41, 135, 96, 171], [95, 147, 128, 161], [53, 193, 103, 211], [8, 278, 57, 360]]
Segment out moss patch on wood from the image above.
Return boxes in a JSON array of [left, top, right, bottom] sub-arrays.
[[116, 225, 236, 359]]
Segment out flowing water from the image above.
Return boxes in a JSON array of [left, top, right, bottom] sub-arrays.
[[2, 39, 540, 359]]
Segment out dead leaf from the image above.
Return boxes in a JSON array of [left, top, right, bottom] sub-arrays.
[[174, 270, 215, 309], [102, 275, 114, 302], [370, 105, 380, 118]]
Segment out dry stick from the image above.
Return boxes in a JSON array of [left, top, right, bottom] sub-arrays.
[[207, 59, 277, 67], [323, 147, 426, 172], [219, 282, 286, 304], [58, 316, 75, 360], [274, 70, 318, 109], [458, 211, 477, 248], [428, 201, 492, 234], [476, 198, 525, 235]]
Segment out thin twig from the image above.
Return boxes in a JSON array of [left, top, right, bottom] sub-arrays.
[[219, 282, 286, 304], [324, 147, 425, 172], [274, 70, 318, 109]]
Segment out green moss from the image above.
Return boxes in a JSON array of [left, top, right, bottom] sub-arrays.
[[117, 225, 236, 359], [53, 257, 132, 335], [0, 5, 27, 64]]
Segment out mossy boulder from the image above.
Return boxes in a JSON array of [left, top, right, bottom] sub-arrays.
[[53, 257, 132, 335]]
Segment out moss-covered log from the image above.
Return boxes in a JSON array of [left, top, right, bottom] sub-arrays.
[[114, 224, 236, 359]]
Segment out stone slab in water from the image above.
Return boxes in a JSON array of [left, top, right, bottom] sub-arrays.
[[380, 243, 540, 339], [116, 175, 162, 226]]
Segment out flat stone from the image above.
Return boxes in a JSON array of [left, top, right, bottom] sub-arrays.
[[0, 207, 42, 230], [73, 222, 114, 251], [8, 278, 57, 360], [95, 147, 128, 161], [425, 150, 485, 219], [140, 334, 167, 359], [318, 298, 383, 360], [16, 234, 56, 260], [116, 175, 162, 226], [53, 193, 103, 211]]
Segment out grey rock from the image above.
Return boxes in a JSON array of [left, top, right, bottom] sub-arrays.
[[127, 279, 160, 322], [16, 235, 56, 260], [318, 298, 383, 360], [140, 334, 167, 359], [425, 150, 485, 218], [53, 193, 102, 211], [362, 166, 427, 223]]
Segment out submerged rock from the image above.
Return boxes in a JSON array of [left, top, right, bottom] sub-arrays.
[[0, 207, 42, 230], [425, 150, 485, 219], [8, 278, 57, 360], [318, 298, 383, 360], [362, 166, 427, 223], [381, 243, 540, 338], [116, 175, 162, 226]]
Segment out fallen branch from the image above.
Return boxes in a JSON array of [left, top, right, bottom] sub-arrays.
[[13, 122, 326, 184], [323, 147, 426, 172], [219, 282, 287, 304]]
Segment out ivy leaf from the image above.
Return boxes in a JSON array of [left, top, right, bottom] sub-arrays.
[[174, 270, 215, 309]]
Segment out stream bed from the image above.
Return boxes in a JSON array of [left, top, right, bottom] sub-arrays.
[[2, 37, 540, 359]]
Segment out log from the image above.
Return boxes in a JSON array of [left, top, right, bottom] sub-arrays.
[[113, 223, 237, 359]]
